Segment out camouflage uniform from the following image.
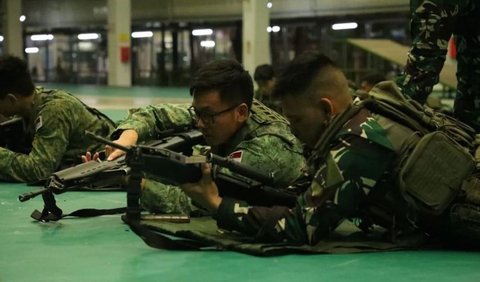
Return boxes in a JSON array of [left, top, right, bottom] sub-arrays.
[[113, 99, 306, 214], [215, 103, 410, 244], [0, 87, 115, 183], [395, 0, 480, 131]]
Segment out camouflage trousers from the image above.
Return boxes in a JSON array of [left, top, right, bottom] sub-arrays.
[[140, 176, 197, 215], [396, 0, 480, 131]]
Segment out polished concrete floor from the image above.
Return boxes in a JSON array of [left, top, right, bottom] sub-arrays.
[[1, 84, 479, 282], [2, 183, 480, 282]]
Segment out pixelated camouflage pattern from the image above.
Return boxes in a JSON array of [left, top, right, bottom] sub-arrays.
[[0, 87, 115, 182], [395, 0, 480, 130], [216, 107, 414, 244], [114, 103, 192, 141], [116, 100, 306, 215]]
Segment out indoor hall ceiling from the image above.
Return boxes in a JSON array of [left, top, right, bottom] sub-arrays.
[[1, 0, 409, 30]]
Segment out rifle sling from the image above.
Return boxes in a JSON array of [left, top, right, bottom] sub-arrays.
[[30, 191, 126, 222]]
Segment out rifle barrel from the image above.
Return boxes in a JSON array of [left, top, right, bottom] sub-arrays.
[[208, 153, 275, 185], [18, 188, 49, 202]]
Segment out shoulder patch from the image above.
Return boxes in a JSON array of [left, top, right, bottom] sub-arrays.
[[228, 150, 243, 163], [35, 115, 43, 132]]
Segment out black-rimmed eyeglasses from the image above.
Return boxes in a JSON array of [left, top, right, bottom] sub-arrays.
[[188, 104, 239, 125]]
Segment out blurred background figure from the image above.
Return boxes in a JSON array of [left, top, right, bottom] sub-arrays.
[[352, 72, 386, 99], [359, 72, 386, 92], [253, 64, 280, 112]]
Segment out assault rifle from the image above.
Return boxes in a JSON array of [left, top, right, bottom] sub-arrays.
[[0, 116, 32, 154], [19, 130, 205, 202], [18, 130, 206, 222], [85, 131, 298, 221], [19, 129, 299, 222]]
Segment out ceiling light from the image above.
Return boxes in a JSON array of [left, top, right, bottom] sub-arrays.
[[192, 29, 213, 36], [331, 22, 358, 30], [78, 33, 99, 40], [200, 40, 215, 48], [25, 47, 39, 53], [131, 31, 153, 38], [31, 34, 54, 41]]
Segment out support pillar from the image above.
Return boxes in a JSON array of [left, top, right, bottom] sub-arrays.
[[107, 0, 131, 87], [3, 0, 23, 57], [242, 0, 270, 76]]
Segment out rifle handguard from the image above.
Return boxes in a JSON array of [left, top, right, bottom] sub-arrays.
[[46, 158, 127, 192]]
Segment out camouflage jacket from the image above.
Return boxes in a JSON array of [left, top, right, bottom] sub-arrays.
[[215, 102, 417, 244], [114, 99, 306, 214], [0, 87, 115, 183]]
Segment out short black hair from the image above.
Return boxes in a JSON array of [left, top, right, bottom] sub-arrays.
[[273, 51, 337, 99], [189, 59, 254, 109], [253, 64, 275, 82], [361, 72, 386, 85], [0, 55, 35, 99]]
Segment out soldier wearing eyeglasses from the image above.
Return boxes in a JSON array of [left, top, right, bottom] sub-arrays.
[[103, 59, 306, 215]]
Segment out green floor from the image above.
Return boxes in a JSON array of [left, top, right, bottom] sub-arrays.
[[1, 84, 480, 281], [2, 183, 480, 282]]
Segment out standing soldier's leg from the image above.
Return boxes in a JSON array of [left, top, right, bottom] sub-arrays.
[[395, 0, 456, 104], [453, 5, 480, 132]]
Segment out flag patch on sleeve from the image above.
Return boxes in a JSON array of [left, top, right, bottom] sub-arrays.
[[228, 150, 243, 163]]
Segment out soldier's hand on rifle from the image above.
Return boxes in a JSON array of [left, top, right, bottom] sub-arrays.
[[107, 129, 139, 161], [81, 151, 101, 162], [180, 163, 222, 213]]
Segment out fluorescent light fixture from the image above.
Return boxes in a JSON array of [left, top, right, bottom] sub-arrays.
[[0, 35, 3, 42], [267, 2, 273, 8], [192, 29, 213, 36], [25, 47, 39, 53], [331, 22, 358, 31], [78, 33, 99, 40], [267, 26, 280, 33], [200, 40, 215, 48], [19, 15, 26, 22], [131, 31, 153, 38], [31, 34, 54, 41]]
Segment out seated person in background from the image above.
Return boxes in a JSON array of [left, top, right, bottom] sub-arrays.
[[104, 59, 306, 215], [359, 72, 386, 93], [180, 51, 480, 247], [0, 55, 116, 183], [253, 64, 281, 112], [352, 72, 386, 100]]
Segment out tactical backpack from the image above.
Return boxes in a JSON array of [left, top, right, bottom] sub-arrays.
[[315, 81, 477, 227]]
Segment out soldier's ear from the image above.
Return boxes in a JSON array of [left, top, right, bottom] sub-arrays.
[[6, 93, 19, 104], [318, 98, 334, 117], [236, 103, 249, 122]]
